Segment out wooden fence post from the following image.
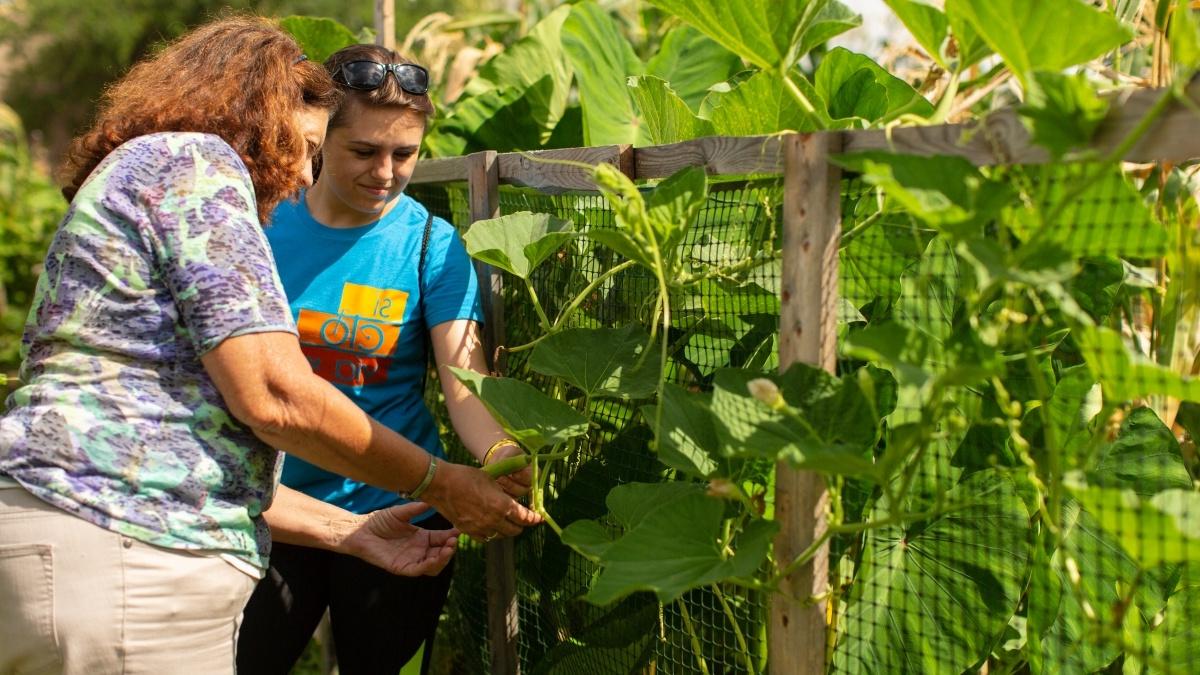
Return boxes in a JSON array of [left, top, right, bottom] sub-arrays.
[[770, 132, 842, 675], [467, 151, 521, 675], [374, 0, 395, 51]]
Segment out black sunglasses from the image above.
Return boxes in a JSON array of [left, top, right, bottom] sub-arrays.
[[335, 61, 430, 95]]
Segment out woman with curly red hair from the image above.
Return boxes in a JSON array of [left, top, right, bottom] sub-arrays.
[[0, 16, 538, 674]]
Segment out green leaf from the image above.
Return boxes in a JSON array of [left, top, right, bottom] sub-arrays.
[[944, 0, 1133, 86], [645, 25, 744, 111], [462, 212, 577, 280], [1076, 325, 1200, 403], [1019, 71, 1110, 158], [834, 471, 1031, 674], [563, 1, 645, 145], [815, 47, 934, 124], [628, 76, 715, 146], [447, 367, 589, 451], [709, 364, 885, 477], [707, 70, 827, 135], [425, 7, 574, 154], [896, 236, 959, 342], [649, 385, 721, 478], [883, 0, 951, 67], [562, 482, 778, 605], [644, 0, 858, 70], [833, 153, 1012, 235], [279, 16, 357, 65], [529, 324, 661, 399], [1170, 1, 1200, 71], [1091, 407, 1192, 497], [1066, 477, 1200, 568]]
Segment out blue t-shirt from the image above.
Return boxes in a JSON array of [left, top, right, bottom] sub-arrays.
[[266, 193, 482, 515]]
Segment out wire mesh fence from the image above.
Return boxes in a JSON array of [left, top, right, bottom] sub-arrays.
[[409, 148, 1200, 674]]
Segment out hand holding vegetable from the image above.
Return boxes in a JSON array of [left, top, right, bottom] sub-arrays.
[[420, 460, 542, 540]]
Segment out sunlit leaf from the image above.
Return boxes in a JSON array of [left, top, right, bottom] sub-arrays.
[[561, 482, 778, 605], [563, 1, 645, 145], [529, 324, 661, 399], [628, 76, 715, 146], [707, 70, 828, 135], [645, 25, 743, 111], [280, 16, 357, 64], [447, 367, 589, 451], [1019, 71, 1110, 158], [815, 47, 934, 123], [944, 0, 1132, 86], [463, 212, 577, 280]]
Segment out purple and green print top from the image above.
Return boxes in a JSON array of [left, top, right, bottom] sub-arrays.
[[0, 132, 296, 571]]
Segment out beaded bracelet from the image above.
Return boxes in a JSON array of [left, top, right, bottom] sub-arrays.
[[483, 439, 521, 465], [399, 455, 437, 500]]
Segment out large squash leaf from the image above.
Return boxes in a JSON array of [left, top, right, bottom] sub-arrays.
[[562, 1, 645, 146], [814, 47, 934, 124], [462, 212, 577, 280], [645, 25, 743, 112], [560, 482, 778, 605], [628, 76, 715, 146], [529, 324, 661, 400], [834, 470, 1031, 674], [944, 0, 1132, 86], [448, 367, 589, 451]]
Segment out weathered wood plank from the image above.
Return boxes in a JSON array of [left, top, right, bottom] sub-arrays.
[[633, 135, 786, 178], [497, 145, 632, 192], [469, 150, 520, 675], [412, 156, 470, 185], [770, 132, 839, 675]]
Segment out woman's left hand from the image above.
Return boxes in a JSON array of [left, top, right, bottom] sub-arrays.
[[485, 443, 532, 497], [342, 502, 459, 576]]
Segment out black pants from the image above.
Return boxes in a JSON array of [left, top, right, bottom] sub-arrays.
[[236, 513, 455, 675]]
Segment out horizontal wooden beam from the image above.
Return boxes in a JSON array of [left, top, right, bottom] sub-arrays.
[[633, 135, 785, 179], [497, 145, 631, 193], [411, 80, 1200, 187]]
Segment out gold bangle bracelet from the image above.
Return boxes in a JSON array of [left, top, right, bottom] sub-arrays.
[[483, 439, 520, 465]]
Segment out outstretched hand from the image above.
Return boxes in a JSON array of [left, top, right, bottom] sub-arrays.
[[342, 502, 459, 576], [423, 461, 542, 540]]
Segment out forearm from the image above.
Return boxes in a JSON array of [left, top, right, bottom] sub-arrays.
[[202, 332, 431, 493], [262, 484, 366, 552]]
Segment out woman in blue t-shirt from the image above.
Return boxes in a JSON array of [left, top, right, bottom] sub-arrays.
[[237, 44, 531, 674]]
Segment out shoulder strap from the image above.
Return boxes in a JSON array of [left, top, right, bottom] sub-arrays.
[[418, 213, 434, 393]]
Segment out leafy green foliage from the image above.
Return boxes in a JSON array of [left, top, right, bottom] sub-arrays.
[[945, 0, 1132, 86], [815, 48, 934, 125], [1019, 71, 1111, 158], [447, 367, 589, 451], [562, 2, 645, 146], [529, 324, 661, 400], [280, 15, 357, 63], [834, 471, 1032, 674], [462, 211, 577, 280], [561, 482, 778, 605]]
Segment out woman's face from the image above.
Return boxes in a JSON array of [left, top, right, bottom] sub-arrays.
[[310, 100, 426, 227], [293, 105, 331, 189]]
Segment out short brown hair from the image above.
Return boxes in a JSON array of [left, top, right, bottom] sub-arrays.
[[59, 15, 341, 223], [324, 44, 435, 129]]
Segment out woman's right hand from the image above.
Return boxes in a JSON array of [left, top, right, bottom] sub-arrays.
[[420, 461, 541, 540]]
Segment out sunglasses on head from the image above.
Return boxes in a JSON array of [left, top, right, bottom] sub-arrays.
[[334, 61, 430, 95]]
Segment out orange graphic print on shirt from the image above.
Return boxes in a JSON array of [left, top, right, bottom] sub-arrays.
[[296, 282, 409, 387]]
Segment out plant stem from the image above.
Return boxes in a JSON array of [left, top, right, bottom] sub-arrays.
[[677, 600, 712, 675], [523, 278, 552, 332], [780, 68, 820, 120], [712, 585, 756, 674], [553, 259, 638, 326]]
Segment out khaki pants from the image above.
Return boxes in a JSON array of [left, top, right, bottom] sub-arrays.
[[0, 482, 257, 675]]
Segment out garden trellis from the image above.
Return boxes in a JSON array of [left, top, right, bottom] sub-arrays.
[[407, 79, 1200, 674]]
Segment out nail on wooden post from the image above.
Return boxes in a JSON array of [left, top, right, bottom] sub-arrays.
[[468, 151, 519, 675], [770, 132, 841, 675], [374, 0, 395, 51]]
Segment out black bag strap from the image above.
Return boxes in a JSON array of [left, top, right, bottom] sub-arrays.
[[418, 212, 434, 394]]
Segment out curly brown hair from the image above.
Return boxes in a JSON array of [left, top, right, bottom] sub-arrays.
[[59, 15, 341, 223], [324, 44, 435, 129]]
